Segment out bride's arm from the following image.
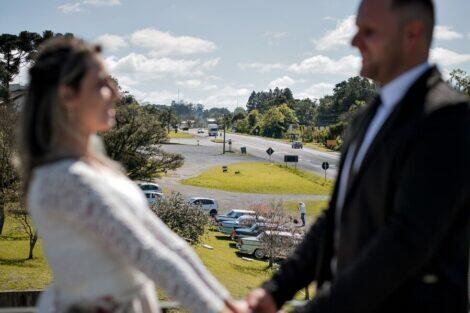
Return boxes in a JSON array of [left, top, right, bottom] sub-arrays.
[[140, 208, 230, 300], [35, 170, 226, 313]]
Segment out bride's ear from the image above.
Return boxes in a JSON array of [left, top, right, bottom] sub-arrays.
[[58, 84, 78, 111]]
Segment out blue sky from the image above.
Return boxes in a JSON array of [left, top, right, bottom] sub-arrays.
[[2, 0, 469, 110]]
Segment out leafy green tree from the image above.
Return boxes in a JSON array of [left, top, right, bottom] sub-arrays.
[[278, 103, 298, 131], [290, 98, 317, 127], [246, 88, 294, 113], [0, 30, 65, 234], [150, 193, 210, 244], [102, 99, 184, 180], [314, 76, 376, 126], [261, 107, 285, 138]]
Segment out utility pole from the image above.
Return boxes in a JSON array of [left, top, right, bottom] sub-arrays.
[[223, 117, 226, 154]]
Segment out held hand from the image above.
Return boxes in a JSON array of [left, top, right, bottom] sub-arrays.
[[221, 298, 250, 313], [246, 288, 277, 313]]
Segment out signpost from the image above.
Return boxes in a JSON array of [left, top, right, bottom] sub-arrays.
[[322, 161, 329, 181], [266, 147, 274, 162], [284, 155, 299, 168]]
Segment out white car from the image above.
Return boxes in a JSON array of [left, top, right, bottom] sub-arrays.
[[144, 190, 165, 204], [138, 182, 161, 193], [188, 197, 218, 216]]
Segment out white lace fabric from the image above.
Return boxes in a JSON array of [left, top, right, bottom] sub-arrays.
[[28, 159, 228, 313]]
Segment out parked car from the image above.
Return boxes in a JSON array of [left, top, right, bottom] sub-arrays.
[[138, 182, 161, 193], [188, 197, 218, 216], [291, 141, 303, 149], [215, 209, 256, 223], [236, 230, 303, 259], [197, 128, 204, 134], [231, 222, 275, 239], [144, 190, 165, 205], [217, 215, 266, 235]]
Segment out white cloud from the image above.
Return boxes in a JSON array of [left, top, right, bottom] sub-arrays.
[[202, 58, 220, 69], [430, 47, 470, 67], [289, 54, 360, 75], [268, 76, 295, 89], [297, 83, 334, 101], [105, 53, 205, 81], [130, 28, 217, 56], [434, 26, 463, 41], [313, 15, 356, 51], [263, 31, 287, 46], [58, 0, 120, 13], [142, 90, 180, 105], [176, 79, 218, 91], [83, 0, 121, 6], [202, 87, 250, 110], [238, 62, 284, 72], [58, 2, 82, 13], [95, 34, 128, 52], [105, 53, 220, 92]]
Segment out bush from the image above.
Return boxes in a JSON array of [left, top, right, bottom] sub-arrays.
[[149, 193, 209, 244]]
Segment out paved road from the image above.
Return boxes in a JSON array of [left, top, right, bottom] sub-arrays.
[[158, 139, 330, 211], [189, 129, 340, 179]]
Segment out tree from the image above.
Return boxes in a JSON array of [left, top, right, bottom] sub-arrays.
[[9, 207, 38, 259], [261, 107, 285, 138], [448, 69, 470, 96], [252, 201, 300, 268], [102, 99, 184, 180], [314, 76, 376, 126], [0, 106, 19, 234], [149, 193, 210, 244], [0, 30, 70, 234], [291, 98, 317, 127]]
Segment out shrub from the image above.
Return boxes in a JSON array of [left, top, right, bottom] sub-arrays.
[[149, 193, 209, 244]]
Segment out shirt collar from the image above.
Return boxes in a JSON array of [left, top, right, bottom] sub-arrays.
[[379, 62, 431, 110]]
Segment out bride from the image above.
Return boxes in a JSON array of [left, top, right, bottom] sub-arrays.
[[18, 36, 245, 313]]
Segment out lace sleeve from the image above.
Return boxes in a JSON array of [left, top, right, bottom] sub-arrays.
[[35, 169, 225, 313], [140, 209, 230, 300]]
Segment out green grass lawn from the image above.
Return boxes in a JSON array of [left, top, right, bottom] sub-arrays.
[[168, 131, 194, 139], [182, 162, 334, 195], [194, 229, 273, 298], [303, 142, 336, 153], [284, 200, 329, 221], [0, 217, 315, 306], [210, 138, 225, 143], [0, 215, 52, 290]]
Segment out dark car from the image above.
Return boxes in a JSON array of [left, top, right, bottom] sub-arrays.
[[291, 141, 303, 149], [232, 222, 268, 240]]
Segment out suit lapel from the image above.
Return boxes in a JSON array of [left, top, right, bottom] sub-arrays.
[[342, 66, 440, 205]]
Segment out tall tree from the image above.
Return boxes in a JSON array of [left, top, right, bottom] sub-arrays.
[[0, 30, 62, 234]]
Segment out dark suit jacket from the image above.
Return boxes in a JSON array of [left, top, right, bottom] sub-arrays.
[[262, 67, 470, 313]]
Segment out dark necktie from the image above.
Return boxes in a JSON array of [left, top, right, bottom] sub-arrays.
[[345, 95, 382, 190]]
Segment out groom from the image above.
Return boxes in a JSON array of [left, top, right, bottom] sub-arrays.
[[246, 0, 470, 312]]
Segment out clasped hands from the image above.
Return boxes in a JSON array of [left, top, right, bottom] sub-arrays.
[[222, 288, 285, 313]]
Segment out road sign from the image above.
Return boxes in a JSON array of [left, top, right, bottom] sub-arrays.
[[266, 147, 274, 156], [284, 155, 299, 163], [322, 161, 329, 181]]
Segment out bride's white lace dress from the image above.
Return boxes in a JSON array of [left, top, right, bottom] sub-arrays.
[[28, 159, 229, 313]]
